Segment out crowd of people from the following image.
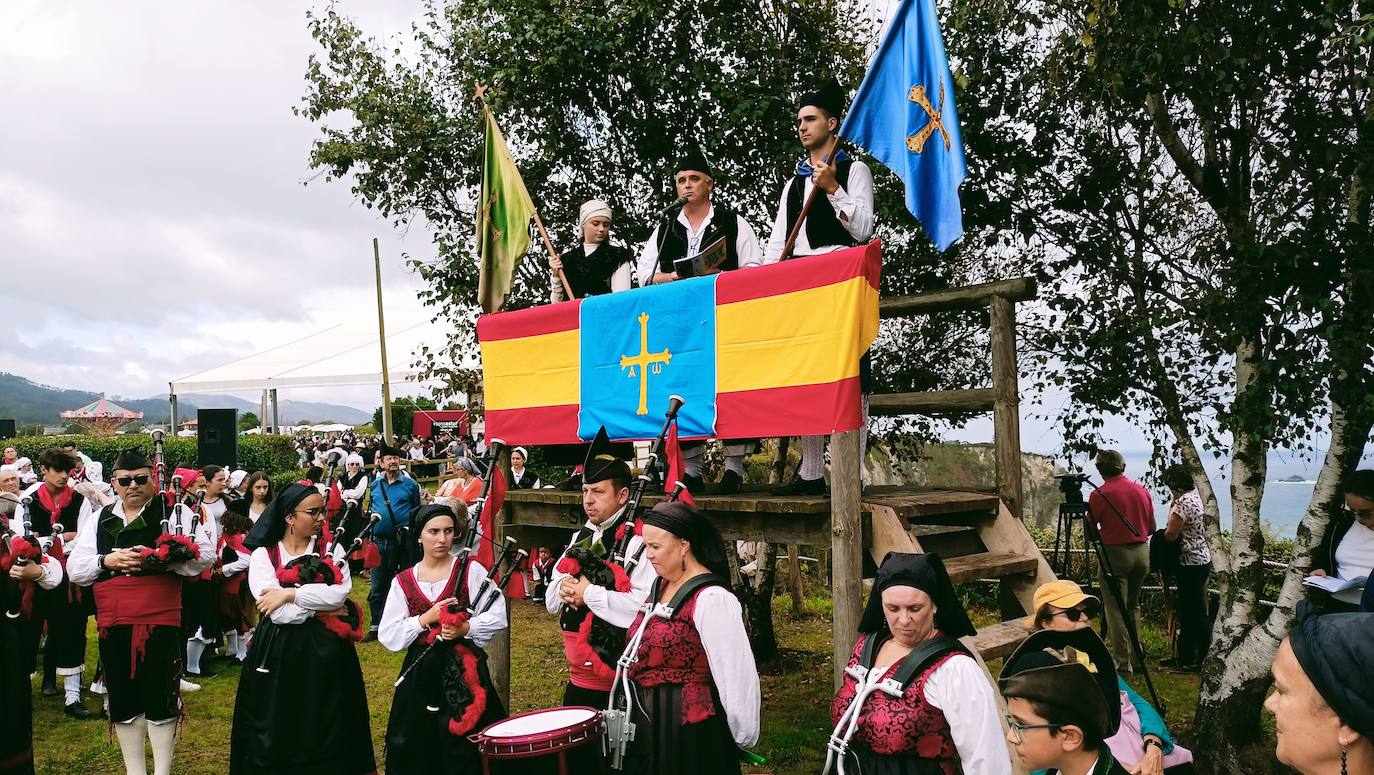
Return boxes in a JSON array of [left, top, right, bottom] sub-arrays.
[[2, 77, 1372, 775]]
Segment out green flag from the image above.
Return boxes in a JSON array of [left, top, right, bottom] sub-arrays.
[[477, 105, 536, 313]]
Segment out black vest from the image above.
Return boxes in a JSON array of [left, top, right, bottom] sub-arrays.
[[784, 159, 858, 251], [655, 203, 742, 274], [95, 501, 167, 555], [26, 489, 84, 537], [559, 243, 633, 298]]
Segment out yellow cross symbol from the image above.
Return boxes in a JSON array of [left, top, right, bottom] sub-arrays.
[[619, 312, 672, 416], [906, 83, 951, 154]]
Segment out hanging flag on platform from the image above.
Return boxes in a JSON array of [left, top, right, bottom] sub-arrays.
[[478, 241, 882, 445], [664, 422, 696, 507], [840, 0, 967, 252], [476, 105, 537, 313]]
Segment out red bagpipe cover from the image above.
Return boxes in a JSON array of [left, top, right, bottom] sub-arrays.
[[270, 550, 366, 642], [1, 534, 44, 618]]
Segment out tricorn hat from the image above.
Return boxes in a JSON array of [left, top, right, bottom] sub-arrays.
[[582, 426, 631, 484]]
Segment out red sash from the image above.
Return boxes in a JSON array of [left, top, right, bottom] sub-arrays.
[[93, 574, 182, 629]]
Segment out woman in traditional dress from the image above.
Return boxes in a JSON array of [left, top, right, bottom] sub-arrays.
[[229, 482, 374, 775], [380, 503, 508, 773], [242, 472, 274, 524], [621, 501, 760, 775], [216, 504, 255, 664], [828, 552, 1010, 775], [508, 447, 540, 490], [2, 510, 64, 775]]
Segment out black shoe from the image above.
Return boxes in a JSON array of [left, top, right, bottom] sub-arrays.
[[770, 475, 827, 496], [681, 473, 705, 494], [713, 470, 742, 495], [41, 680, 59, 698], [185, 668, 218, 680], [361, 629, 379, 643], [64, 702, 94, 720]]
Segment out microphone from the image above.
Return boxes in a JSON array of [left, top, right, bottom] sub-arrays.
[[657, 195, 688, 216]]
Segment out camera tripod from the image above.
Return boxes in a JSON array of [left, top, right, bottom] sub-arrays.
[[1049, 470, 1164, 714]]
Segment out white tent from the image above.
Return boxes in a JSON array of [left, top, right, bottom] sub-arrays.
[[169, 320, 442, 431]]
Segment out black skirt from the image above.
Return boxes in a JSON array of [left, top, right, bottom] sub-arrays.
[[229, 617, 376, 775], [837, 745, 953, 775], [0, 612, 34, 775], [622, 684, 739, 775], [384, 639, 507, 775]]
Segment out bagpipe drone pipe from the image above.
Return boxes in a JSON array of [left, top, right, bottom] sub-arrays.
[[557, 396, 689, 673], [2, 498, 44, 619], [142, 429, 202, 570]]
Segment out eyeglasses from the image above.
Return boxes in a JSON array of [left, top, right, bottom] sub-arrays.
[[1342, 506, 1374, 523], [1005, 714, 1064, 744], [293, 507, 327, 519], [114, 475, 152, 487], [1052, 606, 1096, 622]]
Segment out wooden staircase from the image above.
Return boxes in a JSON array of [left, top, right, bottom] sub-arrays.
[[861, 486, 1055, 662]]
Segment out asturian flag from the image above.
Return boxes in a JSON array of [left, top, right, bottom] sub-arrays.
[[841, 0, 967, 252]]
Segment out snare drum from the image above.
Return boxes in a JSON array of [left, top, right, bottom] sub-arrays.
[[470, 705, 607, 775]]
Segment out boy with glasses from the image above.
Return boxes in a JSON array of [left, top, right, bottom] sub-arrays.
[[1000, 628, 1128, 775]]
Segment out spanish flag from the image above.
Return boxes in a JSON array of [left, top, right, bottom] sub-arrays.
[[478, 241, 881, 443]]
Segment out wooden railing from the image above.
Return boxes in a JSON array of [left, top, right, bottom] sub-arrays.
[[871, 276, 1036, 517]]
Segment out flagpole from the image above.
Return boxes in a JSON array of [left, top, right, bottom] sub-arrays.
[[474, 85, 577, 302], [779, 136, 841, 261], [531, 211, 576, 300]]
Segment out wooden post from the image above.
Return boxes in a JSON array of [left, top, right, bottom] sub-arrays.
[[829, 428, 863, 688], [489, 443, 513, 709], [374, 238, 395, 444], [787, 544, 806, 615], [989, 297, 1023, 518]]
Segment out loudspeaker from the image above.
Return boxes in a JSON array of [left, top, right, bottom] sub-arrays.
[[0, 419, 15, 439], [197, 409, 238, 468]]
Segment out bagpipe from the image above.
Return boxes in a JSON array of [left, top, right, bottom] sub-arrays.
[[252, 517, 372, 674], [557, 396, 689, 676], [142, 429, 202, 570], [392, 532, 529, 738], [2, 497, 43, 620]]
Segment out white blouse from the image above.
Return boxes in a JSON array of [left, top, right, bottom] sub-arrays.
[[689, 586, 761, 748], [922, 654, 1013, 775], [247, 537, 352, 625], [377, 558, 507, 650]]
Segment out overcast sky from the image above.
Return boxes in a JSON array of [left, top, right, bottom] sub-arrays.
[[0, 0, 1223, 460]]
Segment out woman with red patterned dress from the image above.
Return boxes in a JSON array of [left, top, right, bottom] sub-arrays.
[[828, 552, 1011, 775], [620, 501, 760, 775], [379, 503, 508, 774]]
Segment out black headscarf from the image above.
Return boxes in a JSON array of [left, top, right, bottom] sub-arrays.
[[641, 501, 731, 584], [403, 503, 468, 568], [245, 482, 319, 549], [858, 552, 976, 637], [1289, 601, 1374, 740]]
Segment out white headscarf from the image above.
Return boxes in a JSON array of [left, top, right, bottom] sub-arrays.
[[579, 199, 612, 225]]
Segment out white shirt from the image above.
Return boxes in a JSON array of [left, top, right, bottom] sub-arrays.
[[340, 474, 369, 503], [544, 510, 656, 628], [1334, 520, 1374, 604], [762, 160, 876, 263], [636, 204, 762, 287], [221, 543, 251, 578], [689, 585, 761, 747], [378, 557, 508, 650], [922, 654, 1014, 775], [247, 537, 352, 625], [67, 499, 214, 585]]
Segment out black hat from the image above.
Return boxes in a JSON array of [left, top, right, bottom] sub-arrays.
[[799, 76, 845, 119], [674, 145, 714, 178], [643, 500, 732, 583], [582, 427, 631, 484], [411, 502, 469, 539], [112, 448, 153, 472], [858, 552, 976, 638], [999, 628, 1121, 739], [378, 443, 405, 459], [245, 481, 321, 549], [1290, 601, 1374, 740]]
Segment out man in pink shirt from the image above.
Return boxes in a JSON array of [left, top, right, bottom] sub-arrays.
[[1087, 449, 1156, 674]]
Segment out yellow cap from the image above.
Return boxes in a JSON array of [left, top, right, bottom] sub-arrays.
[[1025, 580, 1100, 628]]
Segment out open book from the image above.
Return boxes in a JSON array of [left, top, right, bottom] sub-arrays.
[[673, 236, 728, 279], [1302, 574, 1367, 593]]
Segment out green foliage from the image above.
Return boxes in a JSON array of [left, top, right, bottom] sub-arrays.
[[270, 469, 310, 493], [298, 0, 999, 425], [238, 412, 260, 432], [371, 396, 438, 438], [3, 434, 299, 476]]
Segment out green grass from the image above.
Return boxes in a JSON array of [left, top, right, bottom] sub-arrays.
[[33, 585, 1207, 775]]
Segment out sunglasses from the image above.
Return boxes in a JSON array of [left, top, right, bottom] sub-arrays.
[[1342, 506, 1374, 523], [114, 475, 152, 487], [1052, 606, 1097, 622], [293, 507, 327, 519]]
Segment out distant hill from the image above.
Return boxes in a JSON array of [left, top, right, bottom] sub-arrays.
[[0, 373, 371, 427]]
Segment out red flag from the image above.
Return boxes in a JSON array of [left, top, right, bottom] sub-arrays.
[[664, 422, 696, 506], [476, 464, 508, 569]]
